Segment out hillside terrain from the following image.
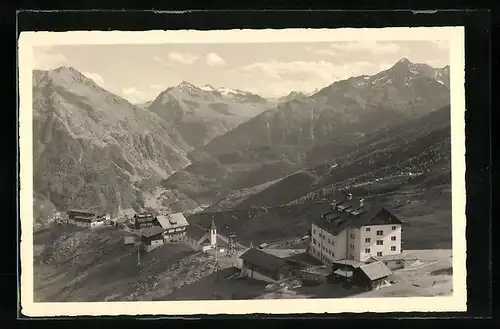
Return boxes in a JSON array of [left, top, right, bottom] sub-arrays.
[[212, 105, 450, 210], [164, 59, 450, 210], [32, 67, 192, 224]]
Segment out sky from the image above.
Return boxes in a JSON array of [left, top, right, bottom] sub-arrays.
[[33, 40, 449, 104]]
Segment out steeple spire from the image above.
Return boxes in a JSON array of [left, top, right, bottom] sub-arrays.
[[210, 218, 217, 231]]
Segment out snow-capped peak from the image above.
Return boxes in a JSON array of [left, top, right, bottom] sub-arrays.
[[200, 84, 216, 92], [217, 86, 248, 96]]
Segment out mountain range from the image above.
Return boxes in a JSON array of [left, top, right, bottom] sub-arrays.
[[32, 57, 451, 226], [162, 58, 450, 210], [145, 81, 273, 149]]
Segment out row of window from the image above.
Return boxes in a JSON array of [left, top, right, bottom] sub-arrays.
[[313, 226, 398, 235], [364, 246, 397, 254], [366, 226, 398, 234], [364, 236, 397, 243]]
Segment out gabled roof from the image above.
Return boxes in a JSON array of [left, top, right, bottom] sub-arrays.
[[369, 253, 418, 262], [68, 210, 95, 217], [358, 261, 392, 281], [73, 215, 100, 222], [332, 259, 364, 268], [156, 213, 189, 230], [140, 226, 165, 238], [135, 213, 156, 223], [312, 199, 404, 236], [239, 248, 290, 272]]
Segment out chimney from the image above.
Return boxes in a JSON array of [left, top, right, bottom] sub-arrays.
[[346, 193, 353, 201], [330, 199, 337, 210], [359, 198, 364, 208]]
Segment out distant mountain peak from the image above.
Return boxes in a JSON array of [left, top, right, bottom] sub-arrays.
[[178, 80, 196, 87], [398, 57, 411, 64]]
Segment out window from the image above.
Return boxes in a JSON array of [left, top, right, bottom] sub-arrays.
[[396, 260, 402, 265], [392, 226, 397, 230], [328, 239, 330, 243], [376, 240, 383, 245], [365, 248, 370, 253], [366, 227, 371, 232], [313, 229, 315, 234], [377, 252, 383, 257], [391, 246, 396, 251], [376, 230, 383, 236], [391, 236, 396, 241], [365, 238, 371, 243], [313, 238, 316, 245]]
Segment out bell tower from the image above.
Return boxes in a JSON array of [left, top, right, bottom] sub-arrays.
[[210, 218, 217, 247]]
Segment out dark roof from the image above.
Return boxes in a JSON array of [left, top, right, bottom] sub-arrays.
[[239, 248, 290, 272], [332, 259, 364, 268], [312, 198, 403, 236], [68, 210, 95, 217], [140, 226, 165, 238], [186, 225, 208, 240], [135, 213, 156, 223], [73, 215, 100, 222], [358, 261, 392, 281], [369, 253, 418, 262]]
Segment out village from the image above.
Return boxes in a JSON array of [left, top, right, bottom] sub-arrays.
[[51, 191, 451, 298]]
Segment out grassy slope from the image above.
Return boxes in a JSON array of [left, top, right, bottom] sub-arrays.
[[33, 225, 216, 302]]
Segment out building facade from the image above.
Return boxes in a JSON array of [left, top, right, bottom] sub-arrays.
[[156, 213, 189, 242], [309, 193, 404, 265]]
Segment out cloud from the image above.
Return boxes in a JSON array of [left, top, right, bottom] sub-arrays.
[[328, 41, 402, 55], [33, 47, 68, 70], [150, 84, 165, 90], [237, 60, 383, 97], [121, 87, 150, 104], [167, 52, 198, 64], [432, 40, 449, 51], [205, 52, 226, 66], [153, 56, 164, 62], [83, 72, 105, 86]]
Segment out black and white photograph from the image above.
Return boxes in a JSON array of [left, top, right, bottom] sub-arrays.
[[18, 27, 466, 316]]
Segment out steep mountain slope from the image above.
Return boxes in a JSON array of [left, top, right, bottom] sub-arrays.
[[146, 82, 271, 149], [164, 59, 450, 211], [212, 105, 450, 210], [197, 58, 449, 158], [32, 67, 192, 223]]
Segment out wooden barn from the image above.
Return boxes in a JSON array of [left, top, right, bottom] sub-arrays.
[[239, 248, 299, 283], [300, 265, 334, 284], [351, 261, 393, 290]]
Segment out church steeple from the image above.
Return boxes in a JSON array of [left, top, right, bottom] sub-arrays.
[[210, 218, 217, 247]]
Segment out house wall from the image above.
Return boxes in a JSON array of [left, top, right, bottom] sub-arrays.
[[143, 238, 164, 252], [210, 228, 217, 246], [75, 221, 91, 228], [358, 224, 401, 261], [241, 266, 277, 283], [309, 223, 347, 265], [90, 221, 104, 228]]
